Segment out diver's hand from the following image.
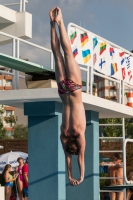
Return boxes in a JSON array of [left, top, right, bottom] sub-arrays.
[[77, 177, 84, 185], [69, 177, 78, 186]]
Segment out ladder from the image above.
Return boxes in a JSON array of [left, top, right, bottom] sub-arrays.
[[99, 118, 127, 200]]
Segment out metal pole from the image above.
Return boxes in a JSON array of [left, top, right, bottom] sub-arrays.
[[50, 53, 54, 69], [12, 38, 16, 90], [86, 66, 89, 93], [20, 0, 22, 12], [122, 118, 126, 200], [0, 70, 14, 76], [118, 81, 121, 104], [122, 80, 124, 104], [89, 66, 93, 95], [16, 40, 20, 89], [23, 0, 26, 12]]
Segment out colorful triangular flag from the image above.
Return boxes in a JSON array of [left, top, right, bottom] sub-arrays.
[[73, 47, 78, 58], [70, 31, 77, 44], [93, 38, 98, 49], [93, 53, 97, 65], [128, 70, 132, 82], [119, 52, 125, 65], [99, 58, 106, 69], [121, 67, 126, 80], [81, 33, 89, 47], [125, 56, 130, 69], [110, 47, 115, 57], [82, 49, 91, 64], [100, 42, 106, 55], [110, 63, 118, 76]]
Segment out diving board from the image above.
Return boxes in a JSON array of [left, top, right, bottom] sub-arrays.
[[0, 53, 91, 86], [0, 53, 55, 76]]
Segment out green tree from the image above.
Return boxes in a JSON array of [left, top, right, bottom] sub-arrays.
[[99, 118, 133, 138], [13, 124, 28, 139], [0, 118, 8, 139]]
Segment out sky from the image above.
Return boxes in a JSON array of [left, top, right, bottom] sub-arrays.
[[1, 0, 133, 66]]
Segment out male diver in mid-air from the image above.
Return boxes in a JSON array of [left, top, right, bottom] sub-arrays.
[[49, 7, 86, 186]]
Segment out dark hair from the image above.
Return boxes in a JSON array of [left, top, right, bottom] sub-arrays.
[[114, 153, 122, 160], [65, 139, 79, 155], [25, 157, 28, 163], [2, 164, 11, 175], [17, 157, 24, 162]]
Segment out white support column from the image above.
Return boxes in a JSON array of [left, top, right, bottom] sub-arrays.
[[86, 66, 89, 93], [89, 66, 93, 95], [20, 0, 22, 12], [122, 80, 124, 104], [16, 40, 20, 89], [122, 118, 126, 200], [23, 0, 26, 12], [118, 81, 121, 103], [50, 53, 54, 70], [12, 38, 16, 90]]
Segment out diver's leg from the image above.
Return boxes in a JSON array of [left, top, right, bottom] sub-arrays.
[[56, 7, 82, 85]]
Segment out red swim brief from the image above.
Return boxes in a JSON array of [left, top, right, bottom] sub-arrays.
[[58, 79, 82, 94]]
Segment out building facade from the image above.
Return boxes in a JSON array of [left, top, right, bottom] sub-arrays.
[[95, 77, 117, 101], [0, 66, 27, 136]]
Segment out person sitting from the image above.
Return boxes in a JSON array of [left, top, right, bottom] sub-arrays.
[[2, 164, 17, 200], [126, 171, 133, 200], [49, 7, 86, 186], [100, 153, 123, 200]]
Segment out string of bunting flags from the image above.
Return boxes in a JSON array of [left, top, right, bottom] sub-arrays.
[[68, 24, 133, 85]]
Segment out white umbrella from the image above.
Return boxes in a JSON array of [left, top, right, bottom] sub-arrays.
[[0, 151, 28, 173]]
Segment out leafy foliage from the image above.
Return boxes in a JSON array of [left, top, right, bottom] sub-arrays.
[[4, 115, 18, 124], [13, 124, 28, 139], [99, 118, 133, 138], [0, 118, 8, 139]]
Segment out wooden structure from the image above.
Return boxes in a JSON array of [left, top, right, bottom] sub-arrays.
[[0, 139, 28, 155]]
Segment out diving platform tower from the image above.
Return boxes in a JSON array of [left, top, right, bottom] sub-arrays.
[[0, 3, 32, 45], [0, 4, 133, 200]]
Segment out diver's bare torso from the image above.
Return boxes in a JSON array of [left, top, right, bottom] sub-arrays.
[[60, 90, 86, 140]]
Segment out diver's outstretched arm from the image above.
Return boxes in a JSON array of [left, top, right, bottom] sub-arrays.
[[54, 7, 82, 85], [49, 8, 66, 83], [60, 135, 79, 186], [77, 135, 86, 184]]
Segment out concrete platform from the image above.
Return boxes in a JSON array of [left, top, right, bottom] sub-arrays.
[[0, 6, 32, 45], [0, 5, 16, 24], [0, 88, 132, 118]]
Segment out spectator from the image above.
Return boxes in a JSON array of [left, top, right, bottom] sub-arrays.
[[100, 153, 123, 200], [22, 157, 28, 199], [16, 157, 24, 200], [2, 164, 17, 200], [126, 171, 133, 200]]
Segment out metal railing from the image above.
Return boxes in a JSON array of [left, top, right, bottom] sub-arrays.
[[2, 0, 28, 12], [99, 119, 126, 199], [123, 139, 133, 184], [0, 31, 53, 89], [0, 28, 133, 104]]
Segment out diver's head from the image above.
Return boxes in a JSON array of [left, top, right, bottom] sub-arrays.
[[65, 139, 80, 155]]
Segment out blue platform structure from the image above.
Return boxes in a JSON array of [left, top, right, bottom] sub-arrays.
[[24, 101, 99, 200]]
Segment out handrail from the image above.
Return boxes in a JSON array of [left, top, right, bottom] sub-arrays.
[[99, 124, 123, 126], [2, 0, 28, 12], [123, 139, 133, 184], [0, 31, 52, 53], [99, 150, 123, 153], [0, 29, 133, 99], [67, 23, 133, 56]]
